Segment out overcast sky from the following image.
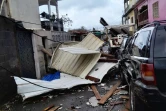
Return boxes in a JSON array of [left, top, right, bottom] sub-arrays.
[[39, 0, 124, 30]]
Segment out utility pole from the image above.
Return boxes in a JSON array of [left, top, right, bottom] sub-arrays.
[[48, 0, 53, 31], [56, 0, 61, 31]]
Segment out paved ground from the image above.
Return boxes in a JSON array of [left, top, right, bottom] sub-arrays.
[[0, 73, 129, 111]]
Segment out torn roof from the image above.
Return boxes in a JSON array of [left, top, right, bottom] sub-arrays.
[[50, 33, 104, 78]]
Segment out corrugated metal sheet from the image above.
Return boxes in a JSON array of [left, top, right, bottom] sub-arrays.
[[59, 47, 100, 54], [50, 33, 104, 78], [88, 63, 117, 82], [15, 63, 116, 100], [14, 73, 95, 100]]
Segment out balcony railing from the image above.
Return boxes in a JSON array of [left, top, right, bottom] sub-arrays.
[[125, 6, 130, 13], [138, 9, 148, 26]]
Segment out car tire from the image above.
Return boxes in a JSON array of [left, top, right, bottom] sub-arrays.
[[129, 82, 146, 111]]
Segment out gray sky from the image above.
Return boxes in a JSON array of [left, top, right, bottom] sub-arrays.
[[39, 0, 124, 30]]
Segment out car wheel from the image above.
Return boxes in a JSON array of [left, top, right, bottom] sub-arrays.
[[129, 82, 146, 111]]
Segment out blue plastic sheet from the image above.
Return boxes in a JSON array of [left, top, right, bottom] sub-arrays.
[[42, 71, 60, 81]]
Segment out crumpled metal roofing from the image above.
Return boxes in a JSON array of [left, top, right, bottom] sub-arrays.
[[14, 73, 95, 100], [15, 62, 116, 100], [50, 33, 104, 78]]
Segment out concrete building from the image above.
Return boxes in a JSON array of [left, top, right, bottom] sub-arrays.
[[123, 0, 166, 32], [122, 0, 138, 34], [0, 0, 71, 79]]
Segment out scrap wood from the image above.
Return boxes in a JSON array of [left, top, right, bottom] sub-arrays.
[[41, 48, 53, 57], [98, 81, 121, 105], [86, 76, 100, 82], [120, 95, 129, 100], [44, 105, 55, 111], [90, 85, 102, 100], [122, 101, 130, 111], [48, 106, 60, 111], [125, 101, 130, 110]]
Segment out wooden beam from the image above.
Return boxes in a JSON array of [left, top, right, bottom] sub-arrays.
[[90, 85, 102, 100], [98, 81, 121, 105], [41, 48, 53, 57], [48, 106, 60, 111], [43, 105, 55, 111]]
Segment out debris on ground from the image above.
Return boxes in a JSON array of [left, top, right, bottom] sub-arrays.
[[89, 96, 99, 107], [117, 85, 127, 89], [116, 90, 128, 95], [120, 95, 129, 100], [98, 81, 121, 105]]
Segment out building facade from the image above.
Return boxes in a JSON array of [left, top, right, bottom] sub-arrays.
[[123, 0, 166, 32]]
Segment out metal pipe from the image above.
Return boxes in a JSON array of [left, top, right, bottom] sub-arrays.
[[56, 0, 61, 31], [48, 0, 53, 31]]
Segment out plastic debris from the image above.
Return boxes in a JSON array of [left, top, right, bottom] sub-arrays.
[[42, 71, 60, 81], [79, 96, 84, 99], [117, 85, 127, 89], [116, 90, 128, 95]]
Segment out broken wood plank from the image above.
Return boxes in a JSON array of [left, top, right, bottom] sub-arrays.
[[98, 81, 121, 105], [43, 105, 55, 111], [120, 95, 129, 100], [41, 48, 53, 57], [48, 106, 60, 111], [98, 58, 118, 63], [85, 76, 100, 82], [90, 85, 102, 100], [125, 101, 130, 110]]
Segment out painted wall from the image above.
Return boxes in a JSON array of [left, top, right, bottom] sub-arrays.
[[129, 0, 138, 7], [126, 10, 135, 32], [148, 0, 166, 22]]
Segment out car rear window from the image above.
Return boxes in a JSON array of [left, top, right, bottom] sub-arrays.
[[132, 31, 151, 57], [154, 26, 166, 57]]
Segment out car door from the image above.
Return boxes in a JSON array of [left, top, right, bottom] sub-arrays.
[[129, 30, 151, 80]]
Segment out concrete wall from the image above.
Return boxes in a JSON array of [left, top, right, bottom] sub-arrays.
[[0, 17, 20, 77], [148, 0, 166, 22]]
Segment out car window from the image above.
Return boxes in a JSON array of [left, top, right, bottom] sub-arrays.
[[154, 26, 166, 57], [132, 31, 150, 57]]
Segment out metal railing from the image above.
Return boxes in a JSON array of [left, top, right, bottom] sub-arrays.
[[138, 9, 148, 26]]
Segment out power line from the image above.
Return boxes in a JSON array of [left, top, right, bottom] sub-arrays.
[[0, 15, 63, 44], [0, 65, 56, 90], [0, 15, 65, 89]]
